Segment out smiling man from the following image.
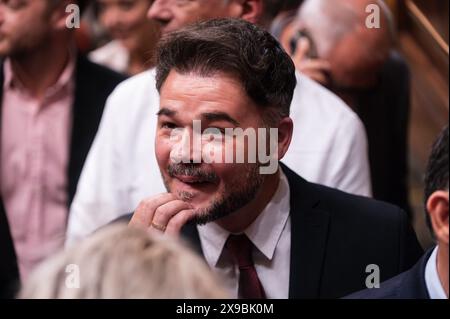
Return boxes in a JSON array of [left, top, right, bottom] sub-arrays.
[[145, 31, 295, 233], [125, 19, 423, 299], [67, 0, 373, 246]]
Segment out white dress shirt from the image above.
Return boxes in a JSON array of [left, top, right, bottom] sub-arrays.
[[425, 246, 448, 299], [198, 169, 291, 299], [66, 69, 371, 246]]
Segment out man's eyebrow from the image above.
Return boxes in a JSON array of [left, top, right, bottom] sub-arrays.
[[157, 108, 177, 117], [202, 112, 240, 126]]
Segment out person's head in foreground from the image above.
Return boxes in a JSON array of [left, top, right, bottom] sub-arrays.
[[132, 18, 296, 235], [19, 224, 228, 298]]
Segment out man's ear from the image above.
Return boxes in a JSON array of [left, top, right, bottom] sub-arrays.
[[49, 0, 75, 31], [228, 0, 263, 25], [276, 117, 293, 160], [427, 190, 449, 245]]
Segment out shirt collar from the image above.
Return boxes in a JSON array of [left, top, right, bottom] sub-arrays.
[[425, 246, 448, 299], [197, 167, 291, 267]]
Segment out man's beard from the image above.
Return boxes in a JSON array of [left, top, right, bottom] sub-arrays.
[[162, 163, 264, 225]]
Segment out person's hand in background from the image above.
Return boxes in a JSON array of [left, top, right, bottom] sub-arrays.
[[281, 32, 331, 86]]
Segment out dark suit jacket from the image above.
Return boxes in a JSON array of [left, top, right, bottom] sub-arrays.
[[353, 51, 411, 215], [0, 55, 126, 297], [345, 249, 434, 299], [0, 200, 19, 299], [119, 163, 424, 298]]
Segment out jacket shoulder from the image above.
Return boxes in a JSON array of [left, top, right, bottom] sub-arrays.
[[296, 174, 405, 224], [344, 250, 431, 299]]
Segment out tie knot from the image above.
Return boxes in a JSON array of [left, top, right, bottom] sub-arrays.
[[225, 234, 254, 269]]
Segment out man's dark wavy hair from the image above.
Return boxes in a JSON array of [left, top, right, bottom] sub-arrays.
[[155, 18, 296, 124]]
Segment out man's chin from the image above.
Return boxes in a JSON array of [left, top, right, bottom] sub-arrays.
[[190, 208, 219, 226]]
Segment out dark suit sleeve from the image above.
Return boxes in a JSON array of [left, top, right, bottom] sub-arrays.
[[0, 202, 20, 298], [397, 207, 423, 271]]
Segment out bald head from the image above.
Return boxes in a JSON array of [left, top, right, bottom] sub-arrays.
[[297, 0, 394, 88]]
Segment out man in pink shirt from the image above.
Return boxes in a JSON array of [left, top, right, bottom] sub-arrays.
[[0, 0, 125, 287]]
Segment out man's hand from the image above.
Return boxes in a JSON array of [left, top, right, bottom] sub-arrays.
[[129, 193, 195, 237], [283, 36, 331, 86]]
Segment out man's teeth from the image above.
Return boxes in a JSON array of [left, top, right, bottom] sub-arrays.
[[186, 179, 205, 183]]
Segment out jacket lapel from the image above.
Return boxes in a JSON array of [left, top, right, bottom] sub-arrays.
[[281, 163, 330, 299]]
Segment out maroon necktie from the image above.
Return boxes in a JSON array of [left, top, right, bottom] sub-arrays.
[[225, 234, 266, 299]]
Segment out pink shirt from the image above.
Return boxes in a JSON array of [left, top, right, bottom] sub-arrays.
[[1, 58, 75, 282]]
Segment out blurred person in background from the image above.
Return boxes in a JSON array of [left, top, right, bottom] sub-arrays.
[[0, 0, 125, 284], [283, 0, 412, 215], [67, 0, 372, 246], [89, 0, 160, 75], [0, 199, 18, 298], [19, 224, 228, 299]]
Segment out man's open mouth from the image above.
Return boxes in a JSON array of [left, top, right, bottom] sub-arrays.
[[174, 175, 213, 185]]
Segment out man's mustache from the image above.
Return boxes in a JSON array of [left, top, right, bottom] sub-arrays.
[[167, 164, 219, 183]]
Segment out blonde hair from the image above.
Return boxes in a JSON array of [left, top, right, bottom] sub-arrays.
[[20, 224, 228, 299]]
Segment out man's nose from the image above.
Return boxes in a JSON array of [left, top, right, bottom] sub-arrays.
[[172, 128, 202, 164], [147, 0, 173, 21]]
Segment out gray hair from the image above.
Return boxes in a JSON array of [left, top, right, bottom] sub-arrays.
[[20, 224, 228, 299]]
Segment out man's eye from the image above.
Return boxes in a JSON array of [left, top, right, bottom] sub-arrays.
[[202, 128, 227, 139], [161, 122, 177, 129], [206, 129, 224, 135]]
